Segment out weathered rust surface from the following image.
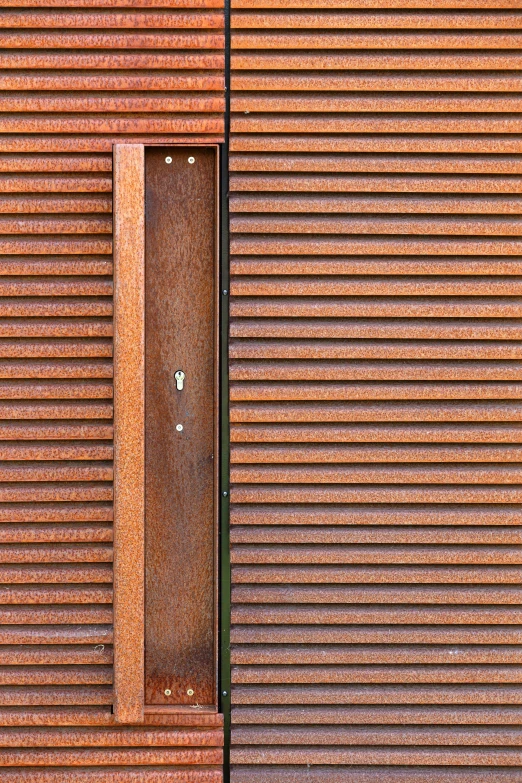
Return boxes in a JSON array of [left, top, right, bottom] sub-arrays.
[[229, 0, 522, 780], [113, 144, 145, 724], [144, 146, 218, 708], [0, 0, 224, 774]]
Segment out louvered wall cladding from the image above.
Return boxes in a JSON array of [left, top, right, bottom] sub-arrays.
[[0, 0, 224, 778], [229, 1, 522, 781]]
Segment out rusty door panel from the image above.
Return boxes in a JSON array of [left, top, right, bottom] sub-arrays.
[[144, 146, 218, 708]]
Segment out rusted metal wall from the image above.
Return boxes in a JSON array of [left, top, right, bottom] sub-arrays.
[[0, 0, 224, 777], [229, 0, 522, 780]]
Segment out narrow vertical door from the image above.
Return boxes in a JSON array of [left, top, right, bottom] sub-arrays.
[[144, 146, 219, 709]]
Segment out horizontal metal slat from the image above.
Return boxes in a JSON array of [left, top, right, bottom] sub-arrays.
[[0, 585, 112, 603], [230, 526, 522, 544], [231, 52, 522, 70], [232, 31, 522, 49], [0, 174, 111, 192], [231, 93, 522, 114], [230, 172, 522, 192], [0, 10, 224, 27], [0, 51, 225, 70], [231, 564, 522, 585], [0, 72, 224, 91], [231, 193, 522, 214], [231, 703, 522, 726], [232, 725, 522, 745], [230, 504, 522, 526], [232, 584, 522, 603], [0, 766, 223, 781], [0, 115, 224, 134], [230, 422, 522, 443], [231, 681, 522, 702], [229, 133, 522, 155], [0, 503, 113, 523], [232, 73, 522, 92], [0, 604, 112, 623], [0, 195, 111, 213], [0, 422, 112, 440], [0, 626, 111, 645], [0, 31, 224, 48], [231, 113, 522, 135], [0, 564, 112, 582], [0, 646, 112, 665], [232, 644, 522, 666], [231, 604, 522, 625], [230, 321, 522, 340], [0, 666, 112, 686], [0, 724, 222, 745], [230, 380, 522, 401], [230, 340, 522, 360], [232, 663, 522, 683], [0, 443, 112, 460], [231, 10, 522, 29], [229, 745, 522, 764], [230, 400, 522, 422], [231, 443, 522, 463], [230, 463, 522, 484], [231, 544, 522, 565], [0, 745, 221, 765], [0, 401, 112, 418], [0, 156, 112, 173], [0, 462, 112, 482], [0, 542, 112, 563], [0, 92, 225, 113], [230, 484, 522, 503], [229, 153, 522, 175], [0, 483, 112, 503], [0, 380, 113, 397]]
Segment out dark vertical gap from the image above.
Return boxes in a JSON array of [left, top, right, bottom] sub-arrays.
[[219, 0, 231, 775]]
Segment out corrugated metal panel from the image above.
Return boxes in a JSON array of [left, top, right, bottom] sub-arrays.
[[0, 0, 224, 772], [229, 0, 522, 780], [0, 721, 224, 780]]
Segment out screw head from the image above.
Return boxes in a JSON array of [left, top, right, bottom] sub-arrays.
[[165, 156, 172, 164], [176, 424, 183, 432], [222, 289, 228, 296], [222, 490, 228, 497], [164, 688, 172, 696], [187, 688, 194, 696], [188, 156, 195, 164], [222, 691, 228, 697]]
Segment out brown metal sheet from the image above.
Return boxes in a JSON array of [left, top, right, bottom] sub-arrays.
[[0, 0, 224, 773], [229, 0, 522, 780], [144, 146, 218, 708]]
